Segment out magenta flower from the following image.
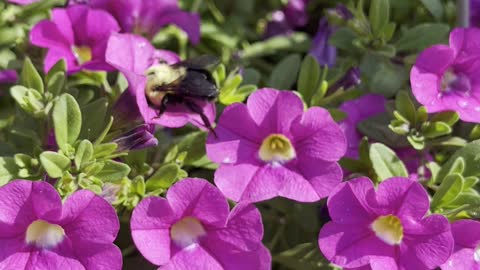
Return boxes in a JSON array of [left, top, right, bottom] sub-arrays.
[[472, 0, 480, 27], [106, 33, 215, 130], [339, 94, 386, 158], [0, 70, 18, 84], [411, 27, 480, 122], [131, 178, 271, 270], [0, 180, 121, 269], [206, 88, 346, 203], [318, 177, 453, 269], [309, 18, 337, 67], [441, 220, 480, 269], [73, 0, 200, 43], [30, 5, 120, 73]]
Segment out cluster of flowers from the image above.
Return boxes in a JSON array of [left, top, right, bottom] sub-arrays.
[[2, 0, 480, 270]]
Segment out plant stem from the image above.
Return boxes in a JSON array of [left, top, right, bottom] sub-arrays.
[[457, 0, 470, 27]]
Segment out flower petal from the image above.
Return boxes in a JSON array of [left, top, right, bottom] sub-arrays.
[[166, 178, 229, 228], [161, 245, 223, 270]]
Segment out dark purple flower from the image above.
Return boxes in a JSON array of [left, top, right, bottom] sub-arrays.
[[471, 0, 480, 27], [309, 18, 337, 67], [73, 0, 200, 43], [0, 70, 18, 84], [106, 33, 215, 130], [329, 67, 361, 92], [113, 124, 158, 151], [411, 27, 480, 122], [206, 88, 346, 203], [131, 178, 271, 269], [319, 177, 453, 269], [0, 180, 122, 269], [30, 5, 120, 73], [264, 0, 309, 38], [327, 4, 353, 21]]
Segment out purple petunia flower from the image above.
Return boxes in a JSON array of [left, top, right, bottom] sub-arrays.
[[130, 178, 271, 269], [113, 124, 158, 151], [0, 180, 122, 269], [411, 27, 480, 123], [206, 88, 346, 203], [339, 94, 387, 159], [30, 5, 120, 73], [309, 18, 337, 67], [441, 219, 480, 269], [264, 0, 309, 38], [472, 0, 480, 27], [318, 177, 453, 269], [106, 33, 215, 130], [71, 0, 200, 43], [0, 70, 18, 84]]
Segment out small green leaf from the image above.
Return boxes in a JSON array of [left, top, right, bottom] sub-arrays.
[[423, 122, 452, 139], [420, 0, 444, 20], [297, 55, 320, 104], [369, 143, 408, 181], [369, 0, 390, 37], [463, 176, 479, 191], [46, 59, 66, 83], [268, 54, 302, 90], [20, 58, 44, 93], [94, 143, 118, 158], [40, 151, 71, 178], [75, 140, 93, 170], [395, 23, 449, 52], [431, 173, 464, 209], [94, 160, 130, 182], [0, 157, 18, 185], [431, 111, 459, 126], [146, 163, 181, 191], [46, 72, 65, 97], [80, 98, 108, 140], [53, 94, 82, 151], [395, 91, 416, 124]]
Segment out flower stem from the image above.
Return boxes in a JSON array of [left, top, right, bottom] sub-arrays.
[[457, 0, 470, 27]]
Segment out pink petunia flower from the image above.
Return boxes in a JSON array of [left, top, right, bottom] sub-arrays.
[[0, 70, 18, 84], [410, 27, 480, 123], [7, 0, 40, 5], [0, 180, 122, 269], [71, 0, 200, 43], [318, 177, 453, 269], [106, 33, 215, 130], [30, 5, 120, 73], [130, 178, 271, 270], [264, 0, 309, 38], [206, 88, 346, 203], [441, 219, 480, 269]]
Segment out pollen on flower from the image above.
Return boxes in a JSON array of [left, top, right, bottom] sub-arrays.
[[72, 45, 92, 64], [371, 215, 403, 245], [258, 134, 296, 163], [170, 217, 206, 248], [26, 219, 65, 249]]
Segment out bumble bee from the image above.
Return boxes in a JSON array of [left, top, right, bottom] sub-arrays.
[[145, 55, 220, 133]]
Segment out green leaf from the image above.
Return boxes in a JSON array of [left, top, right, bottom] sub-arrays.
[[268, 54, 302, 90], [94, 143, 118, 158], [53, 94, 82, 151], [395, 91, 416, 124], [240, 33, 310, 59], [463, 176, 479, 191], [0, 157, 18, 185], [369, 143, 408, 181], [431, 173, 464, 209], [357, 114, 409, 148], [369, 0, 390, 37], [94, 160, 130, 182], [420, 0, 444, 20], [80, 98, 108, 140], [75, 140, 93, 170], [273, 243, 329, 270], [46, 59, 66, 84], [395, 23, 449, 52], [46, 72, 65, 97], [20, 58, 44, 93], [40, 151, 71, 178], [430, 111, 459, 126], [423, 122, 452, 139], [146, 163, 181, 191], [297, 55, 320, 104]]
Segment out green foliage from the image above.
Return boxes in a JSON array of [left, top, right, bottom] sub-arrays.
[[369, 143, 408, 182], [53, 94, 82, 152]]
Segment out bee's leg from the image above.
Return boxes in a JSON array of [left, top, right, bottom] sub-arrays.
[[184, 99, 217, 137]]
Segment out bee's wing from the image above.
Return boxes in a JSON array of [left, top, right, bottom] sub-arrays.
[[173, 55, 220, 71], [175, 70, 218, 99]]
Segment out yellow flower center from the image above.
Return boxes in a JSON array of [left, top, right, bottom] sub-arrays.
[[72, 45, 92, 64], [371, 215, 403, 245], [258, 134, 296, 164], [170, 217, 206, 248], [26, 220, 65, 249]]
